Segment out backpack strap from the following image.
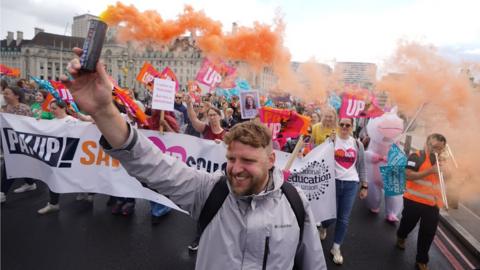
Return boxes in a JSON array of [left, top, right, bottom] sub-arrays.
[[281, 181, 305, 245], [416, 150, 427, 166], [281, 181, 306, 270], [197, 176, 229, 236]]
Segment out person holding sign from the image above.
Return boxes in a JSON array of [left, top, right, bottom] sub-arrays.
[[61, 48, 326, 270], [396, 134, 450, 270]]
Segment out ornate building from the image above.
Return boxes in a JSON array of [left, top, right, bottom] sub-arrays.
[[102, 31, 204, 97], [1, 15, 278, 101], [0, 29, 83, 82]]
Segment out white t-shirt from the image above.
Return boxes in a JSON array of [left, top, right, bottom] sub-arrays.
[[334, 136, 359, 181]]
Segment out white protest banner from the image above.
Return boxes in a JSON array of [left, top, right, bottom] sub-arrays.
[[152, 78, 175, 111], [0, 113, 186, 213], [1, 113, 334, 220], [286, 141, 336, 223]]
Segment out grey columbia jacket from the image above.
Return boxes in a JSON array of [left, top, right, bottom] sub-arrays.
[[102, 125, 327, 270]]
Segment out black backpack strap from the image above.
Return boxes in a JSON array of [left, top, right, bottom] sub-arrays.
[[281, 181, 306, 270], [281, 181, 305, 245], [418, 150, 427, 165], [197, 176, 229, 236]]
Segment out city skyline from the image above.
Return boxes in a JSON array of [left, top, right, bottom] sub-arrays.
[[1, 0, 479, 68]]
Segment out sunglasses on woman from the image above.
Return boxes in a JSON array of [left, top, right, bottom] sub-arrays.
[[339, 123, 352, 128]]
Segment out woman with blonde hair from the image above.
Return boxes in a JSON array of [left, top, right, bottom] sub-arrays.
[[311, 106, 337, 147]]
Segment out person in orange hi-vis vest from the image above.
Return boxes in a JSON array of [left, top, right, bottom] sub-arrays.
[[396, 133, 451, 270]]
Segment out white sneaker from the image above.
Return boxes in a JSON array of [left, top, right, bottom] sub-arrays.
[[1, 192, 6, 203], [330, 247, 344, 265], [37, 203, 60, 214], [13, 183, 37, 193], [319, 227, 327, 240]]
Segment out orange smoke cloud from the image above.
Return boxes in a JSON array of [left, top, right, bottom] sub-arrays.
[[378, 41, 480, 201], [100, 2, 330, 101], [101, 3, 285, 69], [295, 60, 330, 103], [378, 42, 475, 119]]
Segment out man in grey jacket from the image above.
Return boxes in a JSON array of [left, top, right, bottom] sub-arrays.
[[61, 48, 327, 270]]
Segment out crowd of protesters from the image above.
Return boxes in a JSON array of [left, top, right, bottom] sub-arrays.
[[0, 76, 334, 219], [0, 67, 449, 270]]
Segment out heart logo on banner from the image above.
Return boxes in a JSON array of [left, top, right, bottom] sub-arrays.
[[148, 136, 187, 162], [335, 148, 356, 169]]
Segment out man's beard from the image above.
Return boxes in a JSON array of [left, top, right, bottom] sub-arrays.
[[227, 171, 268, 196]]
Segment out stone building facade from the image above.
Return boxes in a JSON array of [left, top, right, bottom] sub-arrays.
[[1, 15, 278, 100], [0, 29, 83, 82]]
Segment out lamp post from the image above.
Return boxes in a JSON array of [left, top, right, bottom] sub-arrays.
[[121, 51, 128, 88], [127, 59, 134, 89]]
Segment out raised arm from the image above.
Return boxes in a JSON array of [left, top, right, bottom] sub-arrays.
[[185, 95, 206, 133], [60, 47, 128, 148]]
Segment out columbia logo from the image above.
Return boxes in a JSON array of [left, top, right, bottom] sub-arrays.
[[274, 224, 292, 229]]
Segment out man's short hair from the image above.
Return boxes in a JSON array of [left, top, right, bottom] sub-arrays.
[[427, 133, 446, 144], [224, 121, 272, 149]]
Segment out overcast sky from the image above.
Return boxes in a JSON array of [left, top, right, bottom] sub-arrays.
[[1, 0, 479, 66]]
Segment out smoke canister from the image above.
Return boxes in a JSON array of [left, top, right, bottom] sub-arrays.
[[80, 19, 107, 72]]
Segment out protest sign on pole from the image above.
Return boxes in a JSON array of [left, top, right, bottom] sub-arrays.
[[136, 62, 162, 91], [159, 66, 179, 92], [259, 107, 311, 149], [239, 90, 260, 119], [152, 78, 175, 111], [195, 58, 236, 92], [339, 92, 384, 118]]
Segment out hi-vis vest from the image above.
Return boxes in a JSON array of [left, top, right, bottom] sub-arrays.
[[404, 150, 444, 208]]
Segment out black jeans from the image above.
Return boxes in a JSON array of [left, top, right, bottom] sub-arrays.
[[397, 198, 439, 264], [49, 190, 60, 205]]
